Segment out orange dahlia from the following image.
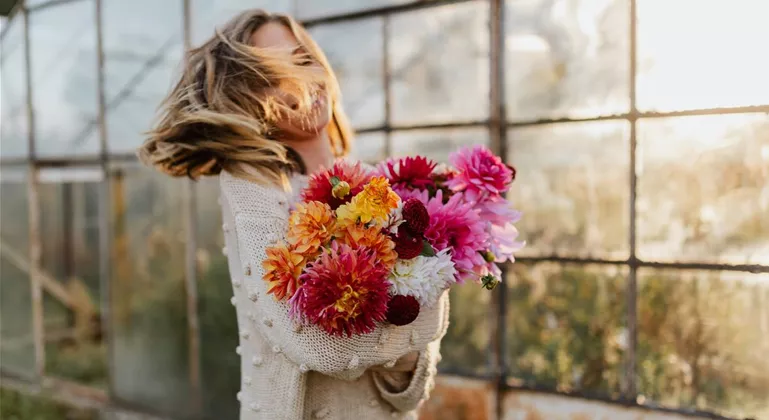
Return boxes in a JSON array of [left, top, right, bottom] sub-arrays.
[[287, 201, 336, 256], [336, 224, 397, 270], [336, 176, 400, 226], [262, 243, 306, 301], [289, 243, 390, 337]]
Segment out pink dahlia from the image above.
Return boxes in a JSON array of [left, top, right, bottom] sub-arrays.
[[487, 222, 525, 263], [393, 186, 429, 204], [447, 145, 514, 202], [476, 196, 522, 226], [302, 160, 373, 210], [289, 243, 390, 337], [422, 190, 488, 282], [377, 156, 437, 191]]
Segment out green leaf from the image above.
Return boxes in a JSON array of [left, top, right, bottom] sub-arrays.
[[420, 240, 436, 257]]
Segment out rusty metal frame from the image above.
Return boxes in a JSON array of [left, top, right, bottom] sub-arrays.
[[625, 0, 639, 397], [488, 1, 508, 419], [382, 14, 392, 158], [2, 0, 769, 419], [93, 0, 117, 401], [182, 0, 203, 412], [20, 1, 46, 381]]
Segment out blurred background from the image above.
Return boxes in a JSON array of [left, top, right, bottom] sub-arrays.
[[0, 0, 767, 419]]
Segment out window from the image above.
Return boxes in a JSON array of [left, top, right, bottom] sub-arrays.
[[28, 1, 100, 158], [2, 0, 767, 418]]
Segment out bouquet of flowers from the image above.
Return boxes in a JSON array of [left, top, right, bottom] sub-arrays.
[[262, 145, 523, 337]]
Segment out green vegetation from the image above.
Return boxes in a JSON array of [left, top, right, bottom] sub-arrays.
[[0, 388, 97, 420]]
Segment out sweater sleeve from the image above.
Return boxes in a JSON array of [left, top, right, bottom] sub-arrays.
[[220, 173, 449, 381], [372, 338, 442, 412]]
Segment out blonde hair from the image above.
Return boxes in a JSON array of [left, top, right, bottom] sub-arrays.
[[138, 9, 352, 187]]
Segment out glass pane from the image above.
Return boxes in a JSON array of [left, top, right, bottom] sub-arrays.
[[506, 263, 627, 395], [110, 164, 190, 415], [297, 0, 415, 20], [103, 0, 183, 154], [1, 16, 29, 159], [0, 168, 34, 377], [637, 269, 769, 419], [191, 0, 292, 47], [28, 1, 100, 157], [310, 18, 385, 129], [391, 128, 489, 164], [37, 169, 106, 387], [196, 177, 239, 419], [351, 131, 386, 163], [439, 285, 491, 375], [508, 121, 630, 259], [637, 0, 769, 112], [637, 114, 769, 264], [505, 0, 630, 122], [389, 2, 489, 125]]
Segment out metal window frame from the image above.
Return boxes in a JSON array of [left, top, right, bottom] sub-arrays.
[[1, 0, 767, 419]]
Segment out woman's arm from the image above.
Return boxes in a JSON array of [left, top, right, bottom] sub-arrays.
[[371, 339, 443, 412], [221, 173, 449, 381]]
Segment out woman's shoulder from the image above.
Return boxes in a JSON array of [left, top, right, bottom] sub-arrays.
[[219, 171, 291, 220]]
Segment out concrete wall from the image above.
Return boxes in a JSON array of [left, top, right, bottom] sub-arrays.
[[419, 376, 711, 420]]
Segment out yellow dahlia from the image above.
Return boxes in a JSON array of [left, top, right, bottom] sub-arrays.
[[336, 176, 400, 226], [287, 201, 336, 256], [336, 224, 397, 270], [262, 243, 306, 301]]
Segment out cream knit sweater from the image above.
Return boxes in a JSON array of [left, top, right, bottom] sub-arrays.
[[219, 171, 450, 420]]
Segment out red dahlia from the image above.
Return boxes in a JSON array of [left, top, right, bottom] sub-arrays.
[[385, 295, 420, 326], [393, 227, 423, 260], [377, 156, 437, 191], [402, 198, 430, 235]]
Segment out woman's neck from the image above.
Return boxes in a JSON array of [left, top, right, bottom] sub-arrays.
[[281, 131, 334, 175]]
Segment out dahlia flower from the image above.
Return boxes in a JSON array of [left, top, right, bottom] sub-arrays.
[[336, 177, 400, 226], [302, 160, 373, 209], [447, 145, 514, 202], [377, 156, 437, 191], [476, 196, 522, 226], [487, 221, 525, 263], [401, 198, 430, 235], [387, 249, 457, 307], [286, 201, 336, 256], [262, 243, 306, 301], [423, 191, 488, 282], [289, 243, 390, 337], [392, 226, 423, 260], [380, 199, 405, 235], [336, 224, 397, 270], [392, 187, 430, 204], [385, 295, 420, 326]]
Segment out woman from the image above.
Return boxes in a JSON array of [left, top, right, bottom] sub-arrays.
[[139, 9, 448, 420]]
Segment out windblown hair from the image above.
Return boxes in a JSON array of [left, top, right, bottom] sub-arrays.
[[138, 9, 352, 188]]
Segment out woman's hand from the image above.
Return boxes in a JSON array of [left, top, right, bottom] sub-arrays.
[[370, 351, 419, 373], [369, 351, 420, 393]]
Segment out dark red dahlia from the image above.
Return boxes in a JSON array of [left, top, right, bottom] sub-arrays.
[[393, 227, 423, 260], [402, 198, 430, 235], [377, 156, 437, 191], [385, 295, 420, 326]]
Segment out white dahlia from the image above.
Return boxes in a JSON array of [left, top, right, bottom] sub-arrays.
[[387, 249, 456, 307]]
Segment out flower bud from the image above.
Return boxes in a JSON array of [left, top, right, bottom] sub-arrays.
[[331, 180, 351, 199], [481, 274, 500, 290]]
